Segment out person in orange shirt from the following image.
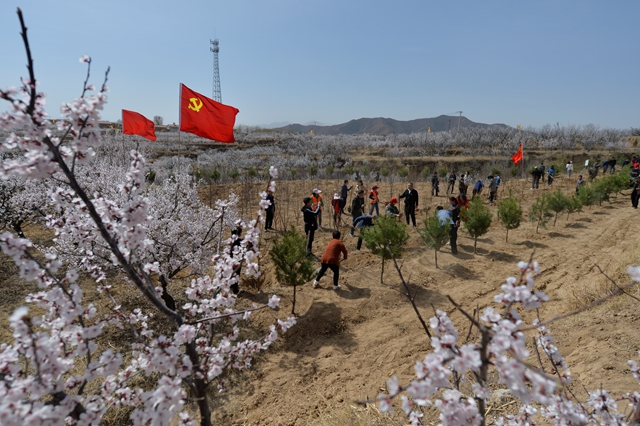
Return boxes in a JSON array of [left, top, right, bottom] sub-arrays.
[[369, 184, 380, 216], [311, 189, 324, 228], [313, 230, 348, 290]]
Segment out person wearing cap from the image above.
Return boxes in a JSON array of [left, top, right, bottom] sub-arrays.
[[331, 193, 341, 229], [385, 197, 401, 219], [369, 185, 380, 216], [311, 188, 324, 228], [399, 182, 419, 228]]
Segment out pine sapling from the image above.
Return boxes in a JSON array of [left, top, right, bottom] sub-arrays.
[[529, 193, 553, 233], [270, 226, 315, 315], [419, 213, 451, 268], [362, 214, 409, 283], [547, 189, 571, 226], [463, 197, 493, 253], [496, 194, 523, 243]]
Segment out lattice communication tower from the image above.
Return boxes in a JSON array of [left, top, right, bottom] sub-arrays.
[[210, 39, 221, 103]]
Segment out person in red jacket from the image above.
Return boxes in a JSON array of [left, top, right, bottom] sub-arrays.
[[313, 230, 348, 290]]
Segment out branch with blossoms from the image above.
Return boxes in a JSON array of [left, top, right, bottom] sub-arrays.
[[0, 9, 295, 426], [368, 257, 640, 426]]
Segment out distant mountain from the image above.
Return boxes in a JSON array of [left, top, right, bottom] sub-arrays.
[[272, 115, 510, 135], [260, 120, 331, 129]]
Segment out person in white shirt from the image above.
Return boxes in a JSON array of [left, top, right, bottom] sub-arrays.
[[566, 161, 574, 178]]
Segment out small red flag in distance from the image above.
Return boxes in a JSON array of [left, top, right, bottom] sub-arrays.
[[511, 143, 523, 165], [179, 84, 239, 143], [122, 110, 157, 141]]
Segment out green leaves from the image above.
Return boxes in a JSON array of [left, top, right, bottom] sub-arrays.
[[463, 198, 493, 253]]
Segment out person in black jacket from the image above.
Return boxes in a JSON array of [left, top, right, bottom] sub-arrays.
[[399, 182, 419, 228], [301, 197, 320, 254], [350, 190, 365, 236], [631, 177, 640, 209], [264, 189, 275, 231]]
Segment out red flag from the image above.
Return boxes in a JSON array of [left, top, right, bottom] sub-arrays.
[[511, 143, 523, 165], [122, 110, 156, 141], [179, 84, 239, 143]]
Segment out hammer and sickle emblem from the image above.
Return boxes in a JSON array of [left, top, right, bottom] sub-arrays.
[[188, 97, 203, 112]]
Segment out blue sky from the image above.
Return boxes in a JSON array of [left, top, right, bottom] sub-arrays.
[[1, 1, 639, 129]]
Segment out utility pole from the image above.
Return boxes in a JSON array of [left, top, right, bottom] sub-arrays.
[[456, 111, 463, 132]]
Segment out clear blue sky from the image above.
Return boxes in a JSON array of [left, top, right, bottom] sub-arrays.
[[1, 1, 639, 129]]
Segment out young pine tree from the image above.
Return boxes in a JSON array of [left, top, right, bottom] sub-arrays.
[[547, 189, 571, 226], [496, 194, 523, 243], [529, 193, 553, 233], [419, 213, 451, 268], [362, 214, 410, 283], [463, 197, 493, 253], [270, 226, 315, 315], [564, 195, 582, 220]]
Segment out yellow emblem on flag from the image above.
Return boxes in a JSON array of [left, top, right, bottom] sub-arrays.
[[188, 97, 203, 112]]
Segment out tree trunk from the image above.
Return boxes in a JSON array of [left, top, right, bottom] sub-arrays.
[[291, 284, 297, 315], [434, 248, 438, 268], [536, 218, 540, 233], [505, 228, 509, 243], [381, 257, 385, 284], [159, 275, 176, 311], [474, 237, 478, 254], [554, 212, 558, 227]]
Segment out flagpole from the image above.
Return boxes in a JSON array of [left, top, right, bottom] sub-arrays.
[[178, 131, 181, 176]]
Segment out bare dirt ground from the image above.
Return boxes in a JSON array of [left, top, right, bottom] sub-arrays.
[[217, 175, 640, 425], [2, 174, 639, 425]]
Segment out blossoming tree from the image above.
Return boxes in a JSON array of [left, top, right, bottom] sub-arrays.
[[0, 10, 293, 425]]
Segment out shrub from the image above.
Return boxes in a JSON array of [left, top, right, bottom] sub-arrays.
[[380, 166, 390, 178], [247, 166, 257, 179], [497, 193, 523, 242], [308, 164, 318, 177], [490, 166, 501, 176], [325, 164, 334, 176], [463, 197, 493, 253], [397, 166, 409, 178], [344, 163, 355, 176], [438, 166, 448, 178], [229, 167, 241, 181], [209, 168, 221, 182], [509, 166, 519, 177], [360, 165, 370, 176], [420, 166, 431, 180]]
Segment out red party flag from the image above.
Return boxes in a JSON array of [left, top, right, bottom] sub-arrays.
[[122, 110, 156, 141], [179, 84, 239, 143], [511, 143, 523, 165]]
